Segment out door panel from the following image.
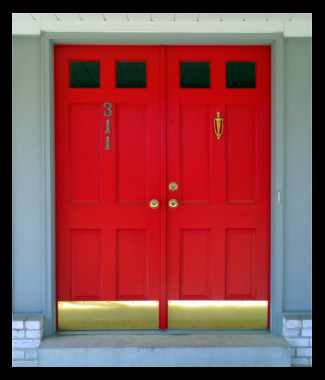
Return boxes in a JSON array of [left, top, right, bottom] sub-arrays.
[[226, 103, 257, 204], [179, 104, 211, 204], [225, 228, 255, 299], [69, 104, 101, 204], [115, 104, 148, 204], [180, 229, 211, 299], [116, 229, 148, 299], [71, 229, 101, 299]]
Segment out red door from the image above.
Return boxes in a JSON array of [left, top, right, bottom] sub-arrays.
[[55, 46, 162, 329], [166, 46, 271, 328], [55, 45, 270, 330]]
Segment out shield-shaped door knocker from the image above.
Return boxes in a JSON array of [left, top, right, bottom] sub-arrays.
[[213, 111, 224, 140]]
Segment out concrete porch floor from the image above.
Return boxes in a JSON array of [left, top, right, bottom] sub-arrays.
[[39, 332, 291, 367]]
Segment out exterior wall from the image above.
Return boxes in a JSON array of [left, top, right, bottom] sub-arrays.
[[283, 38, 312, 312], [12, 35, 312, 365], [12, 37, 44, 313]]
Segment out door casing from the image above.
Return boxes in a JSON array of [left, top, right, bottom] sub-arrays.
[[40, 32, 285, 336]]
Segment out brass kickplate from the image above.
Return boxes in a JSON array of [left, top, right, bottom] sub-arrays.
[[168, 300, 268, 329], [58, 301, 159, 330]]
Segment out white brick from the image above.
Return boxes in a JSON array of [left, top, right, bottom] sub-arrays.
[[283, 328, 300, 337], [286, 337, 310, 347], [12, 339, 41, 349], [292, 357, 310, 366], [12, 350, 24, 359], [25, 349, 38, 359], [302, 319, 312, 328], [12, 360, 38, 367], [297, 347, 312, 357], [12, 320, 24, 330], [26, 329, 42, 339], [12, 315, 43, 368], [283, 318, 301, 329], [12, 329, 25, 339], [25, 317, 43, 330], [301, 328, 312, 337]]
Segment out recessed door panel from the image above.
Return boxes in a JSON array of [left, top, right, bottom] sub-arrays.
[[117, 229, 148, 299], [115, 104, 147, 205], [180, 229, 211, 299], [180, 104, 211, 204], [226, 229, 255, 299], [71, 229, 101, 300], [69, 104, 101, 204], [226, 103, 257, 204]]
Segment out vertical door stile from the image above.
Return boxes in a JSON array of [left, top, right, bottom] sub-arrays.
[[159, 46, 167, 329]]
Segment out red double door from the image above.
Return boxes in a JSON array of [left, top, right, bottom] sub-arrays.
[[55, 45, 271, 330]]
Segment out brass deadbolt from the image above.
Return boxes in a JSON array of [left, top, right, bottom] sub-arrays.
[[168, 199, 179, 208]]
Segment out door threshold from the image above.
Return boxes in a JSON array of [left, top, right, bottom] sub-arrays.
[[56, 328, 270, 336], [39, 332, 291, 366]]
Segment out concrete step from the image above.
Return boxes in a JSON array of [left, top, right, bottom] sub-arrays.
[[38, 332, 291, 367]]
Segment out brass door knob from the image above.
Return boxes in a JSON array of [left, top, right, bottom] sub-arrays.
[[168, 199, 179, 209], [149, 199, 160, 209], [168, 182, 178, 191]]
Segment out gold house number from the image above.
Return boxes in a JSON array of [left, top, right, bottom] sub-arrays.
[[103, 102, 113, 117], [103, 102, 113, 150]]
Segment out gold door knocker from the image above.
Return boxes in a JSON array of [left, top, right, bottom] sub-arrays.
[[213, 111, 224, 140]]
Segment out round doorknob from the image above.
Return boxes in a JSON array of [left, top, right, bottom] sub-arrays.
[[168, 182, 178, 191], [149, 199, 160, 209], [168, 199, 179, 209]]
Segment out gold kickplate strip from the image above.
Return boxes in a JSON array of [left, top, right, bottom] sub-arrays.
[[168, 300, 268, 329], [58, 301, 159, 330]]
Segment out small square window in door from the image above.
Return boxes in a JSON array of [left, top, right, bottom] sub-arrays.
[[180, 62, 210, 88], [116, 62, 146, 88], [226, 62, 256, 88], [70, 61, 100, 88]]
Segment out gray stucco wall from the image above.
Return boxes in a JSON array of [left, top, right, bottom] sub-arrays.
[[12, 36, 312, 323], [12, 37, 44, 313], [283, 38, 312, 313]]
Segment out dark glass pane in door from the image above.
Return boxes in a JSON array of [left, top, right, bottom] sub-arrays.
[[226, 62, 256, 88], [180, 62, 210, 88], [70, 61, 100, 88], [116, 62, 147, 88]]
